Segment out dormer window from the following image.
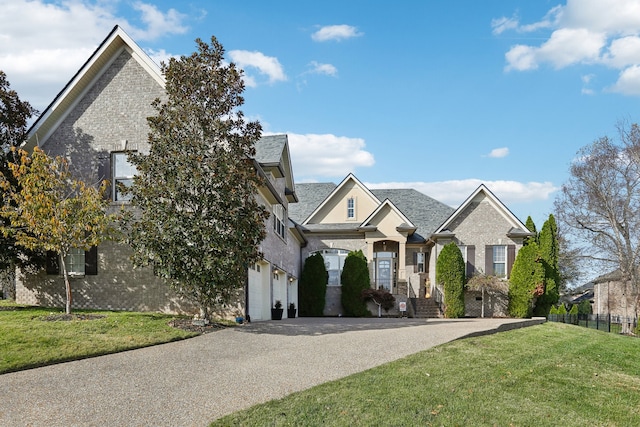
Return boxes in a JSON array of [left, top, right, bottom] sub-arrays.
[[347, 197, 355, 219]]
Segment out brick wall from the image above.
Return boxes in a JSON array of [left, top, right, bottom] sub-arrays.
[[16, 240, 197, 314]]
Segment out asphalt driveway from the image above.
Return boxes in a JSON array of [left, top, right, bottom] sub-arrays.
[[0, 317, 544, 426]]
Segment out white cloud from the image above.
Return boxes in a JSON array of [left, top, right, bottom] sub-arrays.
[[228, 50, 287, 86], [603, 36, 640, 68], [129, 2, 188, 41], [311, 25, 363, 42], [497, 0, 640, 96], [283, 133, 375, 178], [485, 147, 509, 158], [505, 28, 606, 71], [366, 179, 558, 209], [609, 65, 640, 95], [491, 16, 519, 36], [0, 0, 188, 111], [308, 61, 338, 77], [145, 48, 179, 67]]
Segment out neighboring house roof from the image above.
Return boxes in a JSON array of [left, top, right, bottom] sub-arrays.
[[433, 184, 532, 238], [25, 25, 163, 150]]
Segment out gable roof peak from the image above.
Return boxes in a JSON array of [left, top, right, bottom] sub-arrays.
[[434, 183, 530, 235], [26, 25, 164, 149], [302, 173, 380, 225]]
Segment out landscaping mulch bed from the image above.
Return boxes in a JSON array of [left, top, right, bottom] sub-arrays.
[[168, 318, 229, 334]]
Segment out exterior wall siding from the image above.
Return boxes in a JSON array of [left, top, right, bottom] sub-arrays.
[[593, 281, 639, 318], [16, 240, 196, 313], [43, 49, 164, 180]]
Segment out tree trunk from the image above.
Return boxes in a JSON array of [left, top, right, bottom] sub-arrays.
[[1, 265, 16, 300], [59, 253, 72, 315]]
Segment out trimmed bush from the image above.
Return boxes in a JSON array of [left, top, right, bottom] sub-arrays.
[[341, 250, 371, 316], [436, 242, 465, 318], [578, 299, 592, 315], [508, 242, 545, 318], [299, 253, 327, 317]]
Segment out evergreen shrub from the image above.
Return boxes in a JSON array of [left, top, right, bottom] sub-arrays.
[[340, 250, 371, 316], [436, 242, 465, 318], [299, 253, 327, 317]]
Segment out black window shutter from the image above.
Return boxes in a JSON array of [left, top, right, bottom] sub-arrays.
[[46, 251, 60, 275], [507, 245, 516, 279], [466, 245, 475, 278], [485, 245, 493, 276], [97, 153, 112, 201], [85, 246, 98, 275]]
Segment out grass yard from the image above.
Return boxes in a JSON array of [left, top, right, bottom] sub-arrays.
[[0, 300, 198, 374], [211, 322, 640, 427]]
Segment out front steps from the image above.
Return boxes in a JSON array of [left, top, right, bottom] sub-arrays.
[[411, 297, 443, 318]]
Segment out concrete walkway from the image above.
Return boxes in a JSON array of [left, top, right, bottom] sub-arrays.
[[0, 317, 544, 426]]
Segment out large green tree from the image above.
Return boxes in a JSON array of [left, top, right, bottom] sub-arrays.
[[127, 36, 268, 320], [0, 148, 115, 314], [436, 242, 466, 318], [0, 71, 41, 297], [508, 242, 545, 318], [299, 253, 327, 317], [340, 250, 371, 317]]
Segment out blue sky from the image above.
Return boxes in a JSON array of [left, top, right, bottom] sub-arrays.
[[2, 0, 640, 227]]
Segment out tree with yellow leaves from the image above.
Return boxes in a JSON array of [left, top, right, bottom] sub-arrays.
[[0, 147, 116, 314]]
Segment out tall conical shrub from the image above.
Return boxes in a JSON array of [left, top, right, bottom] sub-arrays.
[[341, 250, 371, 316], [299, 253, 327, 316], [436, 242, 466, 318], [508, 242, 544, 318]]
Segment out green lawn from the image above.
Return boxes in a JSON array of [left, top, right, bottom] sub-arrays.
[[212, 322, 640, 427], [0, 301, 198, 374]]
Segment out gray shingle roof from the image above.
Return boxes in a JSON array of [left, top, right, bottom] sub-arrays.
[[254, 135, 286, 164], [291, 184, 455, 240], [289, 183, 336, 223], [371, 189, 454, 237]]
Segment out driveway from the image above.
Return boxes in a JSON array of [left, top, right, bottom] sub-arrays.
[[0, 317, 544, 426]]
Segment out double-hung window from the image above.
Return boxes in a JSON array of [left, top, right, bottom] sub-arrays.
[[415, 252, 425, 273], [493, 245, 506, 278], [273, 204, 286, 239], [65, 248, 85, 276], [347, 197, 356, 219], [112, 152, 137, 201]]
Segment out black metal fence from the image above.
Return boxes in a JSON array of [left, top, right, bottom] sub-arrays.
[[548, 313, 638, 335]]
